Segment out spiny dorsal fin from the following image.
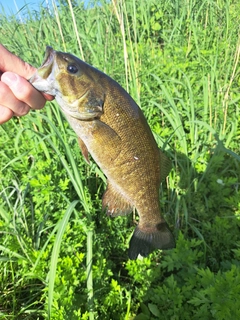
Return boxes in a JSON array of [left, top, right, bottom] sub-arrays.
[[159, 150, 172, 182], [102, 181, 133, 217]]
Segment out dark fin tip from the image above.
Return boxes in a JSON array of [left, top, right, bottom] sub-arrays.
[[128, 222, 175, 260]]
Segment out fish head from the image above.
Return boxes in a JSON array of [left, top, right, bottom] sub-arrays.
[[30, 46, 105, 120]]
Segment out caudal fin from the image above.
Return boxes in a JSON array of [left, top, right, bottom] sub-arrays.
[[128, 222, 175, 260]]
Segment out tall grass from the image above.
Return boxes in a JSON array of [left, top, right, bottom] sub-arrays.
[[0, 0, 240, 318]]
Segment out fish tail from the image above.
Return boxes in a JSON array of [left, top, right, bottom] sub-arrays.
[[128, 222, 175, 260]]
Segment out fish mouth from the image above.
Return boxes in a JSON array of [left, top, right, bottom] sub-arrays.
[[29, 46, 57, 95], [40, 46, 55, 68], [36, 46, 56, 80]]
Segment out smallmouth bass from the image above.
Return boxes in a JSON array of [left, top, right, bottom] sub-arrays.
[[30, 47, 175, 259]]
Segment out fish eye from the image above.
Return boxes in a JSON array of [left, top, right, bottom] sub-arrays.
[[67, 64, 78, 74]]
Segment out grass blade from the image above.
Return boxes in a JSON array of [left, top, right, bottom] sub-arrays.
[[47, 200, 79, 319]]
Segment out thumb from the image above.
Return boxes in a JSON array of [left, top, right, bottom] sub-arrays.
[[0, 44, 36, 79]]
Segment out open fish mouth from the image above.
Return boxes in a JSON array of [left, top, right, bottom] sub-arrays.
[[40, 46, 55, 68], [29, 46, 57, 95]]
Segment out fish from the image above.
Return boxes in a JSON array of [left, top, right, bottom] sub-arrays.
[[30, 46, 175, 259]]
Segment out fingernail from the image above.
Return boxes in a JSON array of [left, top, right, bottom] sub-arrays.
[[2, 72, 18, 85]]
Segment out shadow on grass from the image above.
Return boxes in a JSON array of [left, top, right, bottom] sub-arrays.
[[131, 140, 240, 319]]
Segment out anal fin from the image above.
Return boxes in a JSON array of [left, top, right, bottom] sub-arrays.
[[102, 182, 133, 217]]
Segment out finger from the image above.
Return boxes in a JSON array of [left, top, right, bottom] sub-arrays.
[[0, 44, 36, 78], [43, 93, 55, 101], [0, 81, 30, 116], [0, 105, 14, 124], [1, 72, 47, 111]]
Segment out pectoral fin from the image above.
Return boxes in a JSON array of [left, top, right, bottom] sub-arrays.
[[91, 120, 122, 162], [102, 181, 133, 216]]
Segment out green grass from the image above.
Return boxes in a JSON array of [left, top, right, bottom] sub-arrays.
[[0, 0, 240, 319]]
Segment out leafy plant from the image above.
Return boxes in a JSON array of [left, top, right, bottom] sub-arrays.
[[0, 0, 239, 319]]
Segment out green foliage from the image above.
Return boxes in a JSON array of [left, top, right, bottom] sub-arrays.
[[130, 235, 240, 320], [0, 0, 240, 319]]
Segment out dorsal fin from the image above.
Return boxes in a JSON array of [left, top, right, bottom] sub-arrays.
[[159, 150, 172, 182]]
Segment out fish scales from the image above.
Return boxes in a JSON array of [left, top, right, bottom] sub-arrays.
[[30, 47, 175, 259]]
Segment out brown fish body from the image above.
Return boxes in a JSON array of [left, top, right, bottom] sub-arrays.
[[30, 47, 175, 259]]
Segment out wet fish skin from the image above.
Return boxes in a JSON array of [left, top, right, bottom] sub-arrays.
[[30, 47, 175, 259]]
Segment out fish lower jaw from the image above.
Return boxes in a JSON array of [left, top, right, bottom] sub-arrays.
[[29, 75, 56, 95]]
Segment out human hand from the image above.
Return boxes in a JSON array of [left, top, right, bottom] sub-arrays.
[[0, 44, 53, 124]]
